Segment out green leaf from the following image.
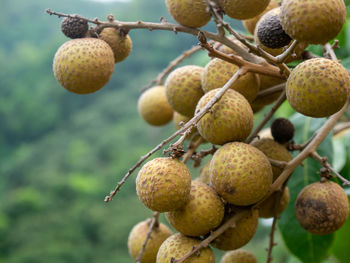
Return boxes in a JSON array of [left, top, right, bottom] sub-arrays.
[[278, 114, 334, 263]]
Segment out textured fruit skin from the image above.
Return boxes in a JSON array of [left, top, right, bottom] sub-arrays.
[[53, 38, 115, 94], [286, 58, 350, 118], [196, 89, 254, 145], [212, 207, 259, 250], [251, 138, 292, 181], [166, 180, 224, 236], [218, 0, 270, 20], [202, 58, 259, 102], [243, 0, 280, 35], [157, 233, 215, 263], [295, 181, 349, 235], [138, 86, 173, 126], [271, 118, 295, 144], [259, 187, 290, 218], [281, 0, 346, 44], [250, 74, 285, 111], [99, 28, 132, 63], [198, 160, 211, 184], [136, 157, 191, 212], [257, 14, 291, 49], [61, 16, 88, 39], [254, 8, 307, 63], [221, 249, 257, 263], [165, 65, 204, 117], [128, 220, 172, 263], [173, 111, 202, 141], [165, 0, 211, 28], [210, 142, 272, 205]]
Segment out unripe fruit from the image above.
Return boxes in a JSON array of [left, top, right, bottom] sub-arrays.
[[53, 38, 115, 94], [202, 58, 259, 103], [165, 65, 204, 117], [221, 249, 257, 263], [157, 233, 215, 263], [210, 142, 273, 206], [61, 16, 88, 39], [295, 181, 349, 235], [254, 8, 307, 63], [166, 180, 224, 236], [136, 157, 191, 212], [243, 0, 280, 35], [257, 13, 291, 49], [286, 58, 350, 118], [281, 0, 346, 44], [211, 207, 259, 250], [138, 86, 173, 126], [165, 0, 211, 28], [251, 138, 292, 181], [271, 118, 295, 144], [128, 219, 172, 263], [99, 28, 132, 63], [218, 0, 270, 20], [196, 89, 254, 145], [259, 187, 290, 218]]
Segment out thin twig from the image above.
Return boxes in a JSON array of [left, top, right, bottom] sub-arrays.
[[136, 212, 160, 263], [192, 145, 217, 167], [269, 158, 287, 169], [266, 216, 278, 263], [310, 151, 350, 186], [140, 45, 205, 92], [333, 122, 350, 136], [324, 43, 339, 62], [246, 91, 287, 143], [256, 83, 285, 99], [275, 40, 299, 63], [181, 136, 204, 164], [173, 209, 251, 263], [104, 68, 246, 202]]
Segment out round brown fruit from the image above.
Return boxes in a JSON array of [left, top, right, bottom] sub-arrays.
[[286, 58, 350, 118], [259, 187, 290, 218], [128, 219, 172, 263], [136, 157, 191, 212], [210, 142, 272, 206], [221, 249, 257, 263], [99, 28, 132, 63], [166, 180, 224, 237], [53, 38, 115, 94], [218, 0, 270, 20], [196, 89, 254, 145], [295, 181, 349, 235], [156, 233, 215, 262]]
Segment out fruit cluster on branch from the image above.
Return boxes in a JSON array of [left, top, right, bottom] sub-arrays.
[[47, 0, 350, 262]]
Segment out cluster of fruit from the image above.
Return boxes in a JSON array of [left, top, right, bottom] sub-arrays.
[[48, 0, 350, 262]]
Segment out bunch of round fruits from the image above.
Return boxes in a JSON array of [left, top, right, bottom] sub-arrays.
[[49, 0, 350, 262]]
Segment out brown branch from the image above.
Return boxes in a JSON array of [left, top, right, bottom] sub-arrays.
[[246, 91, 287, 143], [323, 43, 339, 62], [333, 122, 350, 136], [136, 212, 160, 263], [45, 9, 260, 63], [173, 209, 251, 263], [269, 158, 287, 169], [310, 151, 350, 186], [104, 68, 246, 202], [192, 145, 217, 167], [141, 44, 205, 92], [181, 136, 204, 164], [275, 40, 299, 63], [205, 0, 225, 36], [256, 83, 285, 99], [266, 216, 278, 263]]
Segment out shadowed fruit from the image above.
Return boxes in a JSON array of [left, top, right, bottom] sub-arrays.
[[271, 118, 295, 144], [99, 28, 132, 63], [165, 0, 211, 28], [286, 58, 350, 118], [61, 16, 88, 39], [211, 207, 259, 250], [196, 89, 254, 145], [202, 58, 259, 103], [295, 181, 349, 235], [243, 0, 280, 35], [210, 142, 272, 206], [53, 38, 115, 94], [218, 0, 270, 20], [221, 249, 257, 263], [128, 219, 172, 263], [251, 138, 292, 181], [166, 180, 224, 236], [165, 65, 204, 117], [281, 0, 346, 44], [173, 111, 202, 141], [136, 157, 191, 212], [198, 159, 211, 184], [138, 86, 173, 126], [259, 187, 290, 218], [156, 233, 215, 262]]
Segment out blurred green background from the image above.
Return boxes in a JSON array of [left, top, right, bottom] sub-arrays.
[[0, 0, 350, 262]]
